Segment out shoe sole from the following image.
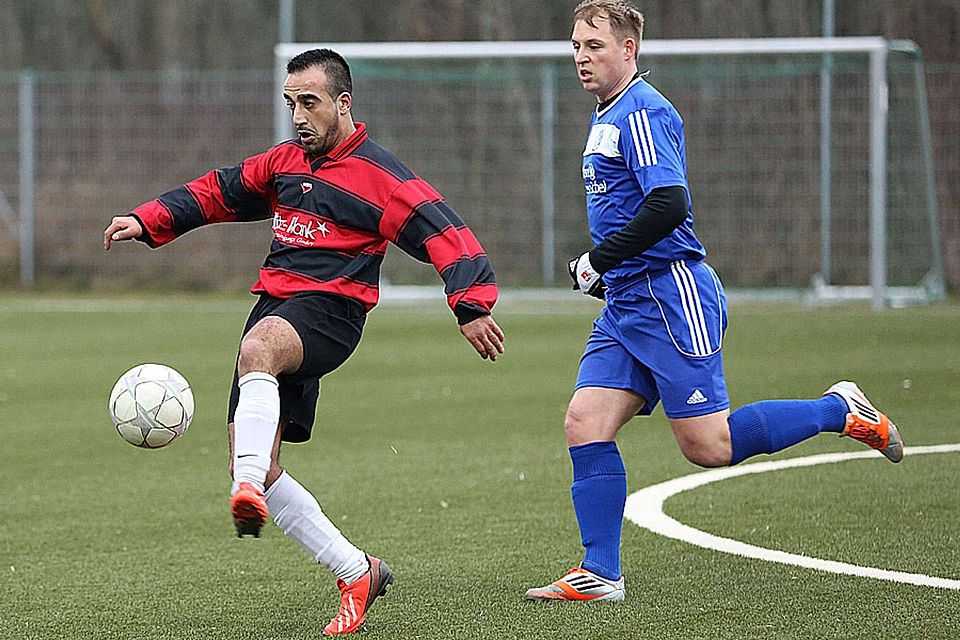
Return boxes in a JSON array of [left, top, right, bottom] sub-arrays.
[[523, 589, 625, 602], [234, 518, 263, 538], [882, 421, 904, 463], [373, 560, 395, 599], [232, 499, 267, 538]]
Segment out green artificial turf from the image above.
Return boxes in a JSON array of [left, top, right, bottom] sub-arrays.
[[1, 295, 957, 639]]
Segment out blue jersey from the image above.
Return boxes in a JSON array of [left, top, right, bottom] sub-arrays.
[[581, 76, 706, 292]]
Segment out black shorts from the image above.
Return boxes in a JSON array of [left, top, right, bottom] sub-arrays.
[[227, 292, 366, 443]]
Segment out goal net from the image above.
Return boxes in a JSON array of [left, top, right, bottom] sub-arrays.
[[275, 38, 945, 308]]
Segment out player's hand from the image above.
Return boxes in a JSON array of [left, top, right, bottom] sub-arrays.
[[103, 215, 143, 251], [568, 252, 606, 300], [459, 315, 505, 362]]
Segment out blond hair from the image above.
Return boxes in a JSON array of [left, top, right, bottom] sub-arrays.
[[573, 0, 644, 58]]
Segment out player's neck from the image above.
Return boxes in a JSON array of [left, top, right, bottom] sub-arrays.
[[336, 120, 357, 149], [596, 71, 640, 111]]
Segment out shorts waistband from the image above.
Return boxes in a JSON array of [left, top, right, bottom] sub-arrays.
[[606, 259, 704, 298], [263, 290, 367, 320]]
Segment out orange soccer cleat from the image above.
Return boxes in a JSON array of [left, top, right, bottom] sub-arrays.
[[523, 567, 625, 602], [825, 381, 904, 463], [230, 482, 269, 538], [323, 555, 395, 635]]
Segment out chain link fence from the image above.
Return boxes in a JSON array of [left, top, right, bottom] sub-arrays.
[[0, 56, 955, 294]]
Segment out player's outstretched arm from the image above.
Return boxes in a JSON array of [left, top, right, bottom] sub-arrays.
[[103, 215, 143, 251], [459, 315, 505, 362]]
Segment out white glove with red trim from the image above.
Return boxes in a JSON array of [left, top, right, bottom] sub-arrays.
[[568, 252, 606, 300]]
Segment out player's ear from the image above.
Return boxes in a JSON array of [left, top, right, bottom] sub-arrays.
[[336, 92, 351, 116], [623, 37, 637, 61]]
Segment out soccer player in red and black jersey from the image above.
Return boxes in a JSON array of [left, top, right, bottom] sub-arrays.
[[104, 48, 504, 635]]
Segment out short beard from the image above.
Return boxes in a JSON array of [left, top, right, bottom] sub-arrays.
[[304, 124, 340, 156]]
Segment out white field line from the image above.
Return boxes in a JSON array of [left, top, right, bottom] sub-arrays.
[[624, 444, 960, 590]]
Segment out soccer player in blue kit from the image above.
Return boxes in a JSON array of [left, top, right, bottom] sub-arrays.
[[524, 0, 904, 602]]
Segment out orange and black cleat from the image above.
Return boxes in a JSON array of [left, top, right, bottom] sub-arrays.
[[323, 555, 395, 635], [826, 381, 904, 463], [523, 567, 625, 602], [230, 482, 269, 537]]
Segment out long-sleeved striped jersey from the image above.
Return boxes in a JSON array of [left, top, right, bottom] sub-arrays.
[[130, 122, 497, 324]]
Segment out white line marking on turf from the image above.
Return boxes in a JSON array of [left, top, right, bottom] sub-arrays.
[[624, 444, 960, 590]]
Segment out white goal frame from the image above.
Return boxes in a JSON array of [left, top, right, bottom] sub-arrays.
[[274, 38, 945, 309]]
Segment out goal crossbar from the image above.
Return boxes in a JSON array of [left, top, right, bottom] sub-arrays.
[[275, 37, 913, 60]]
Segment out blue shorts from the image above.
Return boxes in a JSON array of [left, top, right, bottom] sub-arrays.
[[576, 260, 730, 419]]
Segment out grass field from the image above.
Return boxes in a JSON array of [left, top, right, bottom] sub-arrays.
[[1, 293, 959, 639]]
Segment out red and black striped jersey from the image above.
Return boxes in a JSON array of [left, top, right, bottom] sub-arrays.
[[130, 123, 497, 324]]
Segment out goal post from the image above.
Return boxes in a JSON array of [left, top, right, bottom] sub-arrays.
[[274, 38, 945, 309]]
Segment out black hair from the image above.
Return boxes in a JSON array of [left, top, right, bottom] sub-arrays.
[[286, 48, 353, 97]]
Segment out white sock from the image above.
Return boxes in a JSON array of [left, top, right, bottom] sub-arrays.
[[232, 372, 280, 493], [265, 471, 369, 584]]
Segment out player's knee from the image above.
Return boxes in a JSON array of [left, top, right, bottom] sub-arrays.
[[237, 335, 273, 376], [564, 405, 602, 446]]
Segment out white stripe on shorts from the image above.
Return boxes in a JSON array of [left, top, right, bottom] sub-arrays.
[[670, 261, 710, 356]]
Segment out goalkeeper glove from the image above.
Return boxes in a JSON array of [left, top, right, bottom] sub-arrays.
[[568, 252, 607, 300]]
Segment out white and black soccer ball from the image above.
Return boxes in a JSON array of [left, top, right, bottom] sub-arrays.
[[108, 364, 195, 449]]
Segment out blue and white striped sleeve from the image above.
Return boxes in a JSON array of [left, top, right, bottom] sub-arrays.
[[618, 106, 688, 195]]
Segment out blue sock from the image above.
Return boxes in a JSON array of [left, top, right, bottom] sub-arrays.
[[569, 441, 627, 581], [728, 395, 847, 465]]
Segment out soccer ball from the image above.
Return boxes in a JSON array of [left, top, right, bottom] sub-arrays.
[[108, 364, 195, 449]]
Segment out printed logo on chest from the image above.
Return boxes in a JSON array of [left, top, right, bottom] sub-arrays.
[[582, 162, 607, 195], [272, 211, 330, 246]]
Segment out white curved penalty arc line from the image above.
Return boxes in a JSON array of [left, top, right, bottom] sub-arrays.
[[623, 444, 960, 590]]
